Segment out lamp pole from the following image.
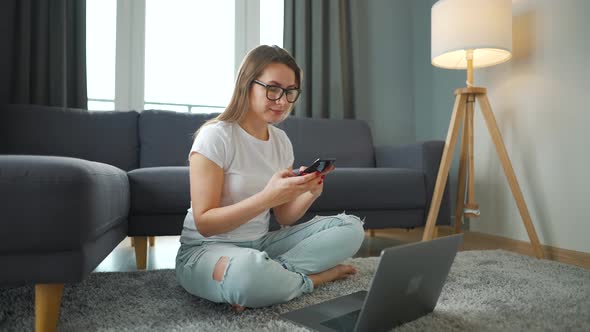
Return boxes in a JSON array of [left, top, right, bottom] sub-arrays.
[[466, 49, 474, 86]]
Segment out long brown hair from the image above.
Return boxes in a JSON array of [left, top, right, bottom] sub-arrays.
[[194, 45, 301, 137]]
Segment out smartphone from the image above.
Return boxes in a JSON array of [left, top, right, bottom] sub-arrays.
[[297, 158, 336, 175]]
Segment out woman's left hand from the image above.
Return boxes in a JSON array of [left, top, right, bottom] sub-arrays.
[[297, 164, 336, 198]]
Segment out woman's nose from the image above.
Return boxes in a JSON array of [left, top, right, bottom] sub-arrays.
[[275, 94, 288, 105]]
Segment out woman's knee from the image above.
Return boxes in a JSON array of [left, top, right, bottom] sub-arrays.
[[218, 251, 281, 307], [216, 250, 265, 285], [335, 213, 366, 245]]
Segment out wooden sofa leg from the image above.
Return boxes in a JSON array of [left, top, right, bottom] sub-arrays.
[[149, 236, 155, 247], [134, 236, 148, 270], [35, 283, 64, 332], [369, 229, 375, 237]]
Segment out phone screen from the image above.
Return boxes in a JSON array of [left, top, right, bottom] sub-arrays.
[[300, 158, 335, 175]]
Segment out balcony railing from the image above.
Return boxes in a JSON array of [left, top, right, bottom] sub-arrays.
[[88, 98, 225, 114]]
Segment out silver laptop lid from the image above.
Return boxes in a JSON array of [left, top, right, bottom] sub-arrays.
[[353, 234, 463, 331]]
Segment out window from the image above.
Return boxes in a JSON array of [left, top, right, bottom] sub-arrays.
[[86, 0, 116, 111], [144, 0, 234, 113], [86, 0, 284, 113], [259, 0, 284, 47]]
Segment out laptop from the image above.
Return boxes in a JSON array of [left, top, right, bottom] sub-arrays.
[[281, 234, 463, 332]]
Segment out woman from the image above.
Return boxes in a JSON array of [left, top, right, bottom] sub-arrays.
[[175, 45, 365, 312]]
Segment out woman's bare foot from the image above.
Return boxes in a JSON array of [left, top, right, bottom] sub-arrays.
[[309, 264, 357, 287], [231, 304, 246, 313]]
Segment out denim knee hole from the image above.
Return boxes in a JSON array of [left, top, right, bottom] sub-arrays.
[[212, 256, 230, 282]]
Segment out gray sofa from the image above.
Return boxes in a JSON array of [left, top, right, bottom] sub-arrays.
[[0, 104, 450, 329]]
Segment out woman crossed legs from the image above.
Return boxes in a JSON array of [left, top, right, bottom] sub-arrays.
[[176, 213, 365, 310]]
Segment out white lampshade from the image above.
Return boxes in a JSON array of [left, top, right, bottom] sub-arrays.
[[431, 0, 512, 69]]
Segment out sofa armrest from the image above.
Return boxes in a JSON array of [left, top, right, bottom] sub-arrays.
[[374, 141, 451, 226], [0, 155, 130, 253]]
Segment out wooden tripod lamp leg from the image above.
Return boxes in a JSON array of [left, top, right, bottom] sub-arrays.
[[464, 96, 480, 218], [423, 94, 467, 241], [476, 94, 544, 259], [454, 107, 469, 234]]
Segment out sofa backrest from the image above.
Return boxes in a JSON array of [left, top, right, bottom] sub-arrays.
[[0, 104, 139, 171], [0, 105, 376, 170], [139, 110, 217, 167], [139, 110, 375, 168], [277, 116, 375, 168]]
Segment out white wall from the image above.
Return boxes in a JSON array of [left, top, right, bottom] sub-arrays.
[[469, 0, 590, 253]]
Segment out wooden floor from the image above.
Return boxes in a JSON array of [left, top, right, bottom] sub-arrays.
[[94, 227, 589, 272]]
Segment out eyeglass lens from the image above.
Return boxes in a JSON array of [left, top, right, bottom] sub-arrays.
[[267, 86, 300, 102]]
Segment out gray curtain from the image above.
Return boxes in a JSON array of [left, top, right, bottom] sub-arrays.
[[284, 0, 355, 119], [0, 0, 87, 109]]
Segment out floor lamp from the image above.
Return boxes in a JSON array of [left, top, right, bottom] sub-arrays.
[[422, 0, 544, 259]]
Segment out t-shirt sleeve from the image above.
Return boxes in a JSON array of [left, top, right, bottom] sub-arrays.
[[189, 124, 228, 169], [282, 131, 295, 170]]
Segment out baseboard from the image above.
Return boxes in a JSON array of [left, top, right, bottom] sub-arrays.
[[375, 226, 590, 270], [467, 230, 590, 270]]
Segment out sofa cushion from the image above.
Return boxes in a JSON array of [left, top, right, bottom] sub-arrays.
[[128, 167, 190, 215], [0, 104, 139, 171], [139, 110, 218, 167], [311, 168, 426, 211], [128, 166, 425, 215], [277, 116, 375, 168], [0, 155, 129, 252]]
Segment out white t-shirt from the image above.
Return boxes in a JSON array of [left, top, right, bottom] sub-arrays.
[[180, 121, 294, 243]]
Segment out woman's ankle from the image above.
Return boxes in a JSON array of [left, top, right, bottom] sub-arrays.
[[308, 273, 324, 287]]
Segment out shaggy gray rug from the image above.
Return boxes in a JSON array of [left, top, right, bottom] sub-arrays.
[[1, 250, 589, 331]]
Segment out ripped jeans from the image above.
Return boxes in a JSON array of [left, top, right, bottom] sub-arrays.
[[175, 212, 365, 308]]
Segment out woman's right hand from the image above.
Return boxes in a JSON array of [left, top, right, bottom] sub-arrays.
[[262, 169, 321, 207]]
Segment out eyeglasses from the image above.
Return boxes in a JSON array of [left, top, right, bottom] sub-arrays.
[[252, 80, 301, 103]]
